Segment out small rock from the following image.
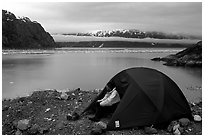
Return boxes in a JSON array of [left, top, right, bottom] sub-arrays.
[[71, 93, 75, 96], [29, 124, 40, 134], [167, 125, 173, 132], [63, 121, 69, 126], [191, 102, 196, 106], [56, 121, 64, 130], [15, 129, 22, 135], [66, 112, 80, 121], [28, 101, 33, 104], [78, 98, 83, 103], [18, 97, 26, 103], [44, 117, 52, 121], [72, 112, 80, 120], [178, 127, 184, 133], [17, 119, 30, 130], [12, 120, 19, 128], [179, 118, 190, 127], [174, 128, 181, 135], [144, 127, 158, 134], [193, 115, 202, 122], [78, 92, 83, 96], [90, 127, 105, 135], [95, 121, 107, 129], [42, 101, 47, 106], [3, 105, 9, 111], [151, 57, 161, 61], [167, 121, 178, 132], [39, 127, 49, 134], [66, 113, 73, 120], [188, 128, 192, 131], [16, 109, 23, 116], [45, 108, 51, 112], [60, 92, 69, 100], [76, 88, 80, 91], [173, 124, 180, 131]]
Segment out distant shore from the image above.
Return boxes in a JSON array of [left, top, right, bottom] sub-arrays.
[[55, 40, 198, 48], [2, 37, 201, 50]]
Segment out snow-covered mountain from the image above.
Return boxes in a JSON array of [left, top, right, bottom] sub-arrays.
[[59, 29, 200, 40]]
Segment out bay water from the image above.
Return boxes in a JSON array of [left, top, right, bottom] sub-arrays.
[[2, 48, 202, 102]]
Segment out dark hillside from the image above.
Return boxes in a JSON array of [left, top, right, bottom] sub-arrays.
[[2, 10, 55, 49]]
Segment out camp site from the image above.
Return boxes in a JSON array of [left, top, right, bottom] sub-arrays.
[[2, 2, 202, 135]]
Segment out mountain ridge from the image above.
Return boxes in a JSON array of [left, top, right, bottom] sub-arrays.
[[56, 29, 200, 40]]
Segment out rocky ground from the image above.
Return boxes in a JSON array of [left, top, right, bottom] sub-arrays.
[[2, 89, 202, 135]]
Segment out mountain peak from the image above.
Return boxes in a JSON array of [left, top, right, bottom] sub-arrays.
[[59, 29, 200, 40]]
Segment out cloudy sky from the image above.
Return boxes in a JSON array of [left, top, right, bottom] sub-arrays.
[[2, 2, 202, 36]]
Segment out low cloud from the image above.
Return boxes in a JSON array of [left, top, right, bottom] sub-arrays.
[[3, 2, 202, 36]]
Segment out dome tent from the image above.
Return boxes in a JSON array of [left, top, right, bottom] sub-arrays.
[[82, 67, 192, 130]]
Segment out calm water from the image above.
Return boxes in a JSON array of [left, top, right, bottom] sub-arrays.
[[2, 48, 202, 102]]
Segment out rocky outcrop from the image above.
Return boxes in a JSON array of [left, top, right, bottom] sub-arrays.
[[2, 10, 55, 49], [151, 41, 202, 67]]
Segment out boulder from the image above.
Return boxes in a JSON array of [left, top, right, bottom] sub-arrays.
[[193, 115, 202, 122], [17, 119, 30, 131], [179, 118, 190, 127]]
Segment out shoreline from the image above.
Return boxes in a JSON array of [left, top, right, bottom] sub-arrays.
[[2, 48, 184, 56], [2, 89, 202, 135]]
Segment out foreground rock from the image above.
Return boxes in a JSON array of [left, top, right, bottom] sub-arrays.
[[2, 89, 202, 135], [151, 41, 202, 67], [2, 10, 55, 49], [17, 119, 30, 131]]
